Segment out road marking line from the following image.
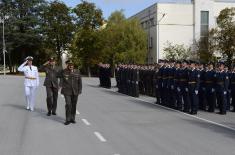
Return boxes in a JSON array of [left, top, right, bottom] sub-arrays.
[[76, 110, 80, 115], [94, 132, 107, 142], [82, 119, 91, 126], [87, 82, 235, 132], [113, 154, 120, 155], [136, 98, 235, 132]]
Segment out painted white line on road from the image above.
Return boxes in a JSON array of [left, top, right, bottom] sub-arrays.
[[82, 119, 91, 126], [76, 110, 80, 115], [113, 154, 120, 155], [86, 81, 235, 132], [94, 132, 107, 142], [136, 98, 235, 132]]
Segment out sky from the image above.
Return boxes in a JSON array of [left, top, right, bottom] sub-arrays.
[[61, 0, 191, 19]]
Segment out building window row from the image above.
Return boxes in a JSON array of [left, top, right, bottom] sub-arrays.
[[141, 18, 155, 29]]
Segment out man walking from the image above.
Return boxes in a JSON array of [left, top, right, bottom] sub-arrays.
[[59, 60, 82, 125], [40, 57, 60, 116], [18, 56, 39, 111]]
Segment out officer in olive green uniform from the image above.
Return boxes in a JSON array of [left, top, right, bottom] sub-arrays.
[[59, 60, 82, 125], [40, 57, 61, 116]]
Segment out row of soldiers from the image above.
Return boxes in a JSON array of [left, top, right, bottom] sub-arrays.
[[98, 63, 112, 89], [115, 60, 235, 115]]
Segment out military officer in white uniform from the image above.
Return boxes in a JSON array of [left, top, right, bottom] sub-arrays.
[[18, 56, 39, 111]]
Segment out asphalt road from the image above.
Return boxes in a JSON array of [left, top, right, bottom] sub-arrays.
[[0, 76, 234, 155]]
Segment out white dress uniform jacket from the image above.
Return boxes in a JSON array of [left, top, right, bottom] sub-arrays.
[[18, 61, 39, 87], [18, 61, 39, 111]]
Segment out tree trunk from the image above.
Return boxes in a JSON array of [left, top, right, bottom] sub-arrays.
[[87, 66, 91, 77], [227, 53, 233, 69]]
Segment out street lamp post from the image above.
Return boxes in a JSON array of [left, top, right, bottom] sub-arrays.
[[0, 16, 9, 76]]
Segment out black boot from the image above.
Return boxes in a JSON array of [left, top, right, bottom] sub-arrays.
[[64, 121, 70, 125], [47, 112, 51, 116]]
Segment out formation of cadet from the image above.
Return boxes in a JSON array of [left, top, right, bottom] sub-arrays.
[[98, 63, 112, 89], [115, 60, 235, 115], [115, 64, 140, 97]]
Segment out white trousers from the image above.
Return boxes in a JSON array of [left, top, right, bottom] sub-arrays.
[[25, 86, 37, 111]]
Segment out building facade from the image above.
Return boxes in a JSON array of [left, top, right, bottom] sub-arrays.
[[130, 0, 235, 63]]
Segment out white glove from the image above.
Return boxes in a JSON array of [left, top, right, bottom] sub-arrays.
[[185, 88, 189, 92], [224, 91, 227, 95], [177, 87, 181, 92], [212, 88, 215, 92], [195, 90, 198, 95]]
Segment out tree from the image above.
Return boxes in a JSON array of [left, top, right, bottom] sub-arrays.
[[215, 7, 235, 67], [0, 0, 47, 72], [163, 41, 192, 60], [101, 11, 147, 65], [42, 0, 75, 65], [195, 29, 217, 63], [71, 0, 104, 76]]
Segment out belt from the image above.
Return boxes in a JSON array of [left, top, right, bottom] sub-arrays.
[[180, 79, 187, 81], [217, 82, 224, 84], [205, 81, 213, 83], [188, 81, 196, 84], [25, 77, 36, 80]]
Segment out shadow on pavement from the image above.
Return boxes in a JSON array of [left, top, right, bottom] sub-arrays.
[[86, 84, 100, 88], [100, 88, 129, 97], [181, 118, 235, 139], [2, 103, 65, 124]]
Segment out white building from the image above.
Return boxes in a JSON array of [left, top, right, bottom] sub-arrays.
[[130, 0, 235, 63]]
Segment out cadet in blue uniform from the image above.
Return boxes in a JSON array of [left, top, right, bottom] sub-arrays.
[[157, 61, 164, 105], [204, 62, 216, 112], [174, 61, 183, 110], [188, 61, 200, 115], [180, 60, 190, 113], [167, 60, 176, 108], [198, 63, 207, 111], [225, 66, 231, 111], [230, 65, 235, 112], [215, 62, 229, 115]]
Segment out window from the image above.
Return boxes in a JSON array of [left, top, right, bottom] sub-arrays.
[[149, 37, 153, 49], [200, 11, 209, 38], [150, 18, 155, 27], [200, 11, 209, 50]]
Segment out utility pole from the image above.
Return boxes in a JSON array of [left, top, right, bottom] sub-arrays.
[[0, 16, 9, 76]]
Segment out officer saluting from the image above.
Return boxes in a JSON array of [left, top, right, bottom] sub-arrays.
[[59, 60, 82, 125], [18, 56, 39, 111], [40, 57, 60, 116]]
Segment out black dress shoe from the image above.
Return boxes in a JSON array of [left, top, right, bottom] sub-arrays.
[[70, 120, 76, 124], [64, 121, 70, 125], [219, 112, 226, 115], [190, 111, 197, 115], [52, 112, 57, 115], [47, 112, 51, 116]]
